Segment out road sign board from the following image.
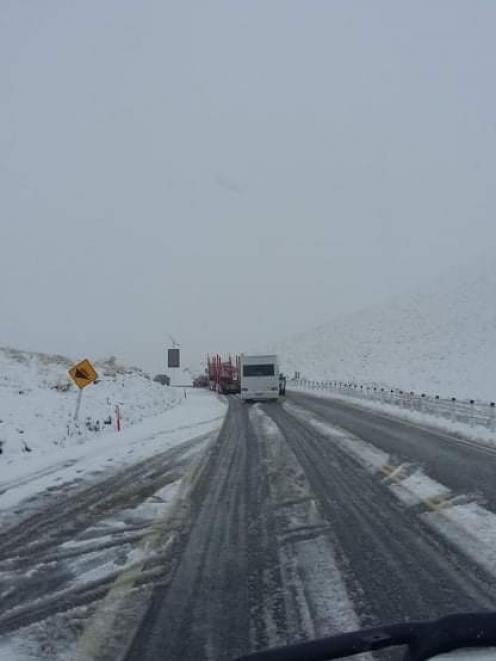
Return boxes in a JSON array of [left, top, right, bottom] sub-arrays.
[[69, 358, 98, 389], [168, 348, 180, 368]]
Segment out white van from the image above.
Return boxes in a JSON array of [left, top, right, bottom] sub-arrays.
[[240, 354, 279, 402]]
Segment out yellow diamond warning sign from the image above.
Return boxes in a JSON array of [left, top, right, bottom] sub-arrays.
[[69, 359, 98, 389]]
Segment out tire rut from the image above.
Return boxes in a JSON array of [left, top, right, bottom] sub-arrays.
[[0, 435, 206, 563], [0, 433, 211, 635], [125, 398, 287, 661], [264, 403, 496, 628]]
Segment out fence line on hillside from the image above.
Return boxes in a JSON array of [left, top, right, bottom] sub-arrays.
[[290, 379, 496, 432]]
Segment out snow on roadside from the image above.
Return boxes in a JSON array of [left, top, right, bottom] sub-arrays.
[[0, 348, 181, 465], [0, 389, 227, 660], [0, 389, 227, 518]]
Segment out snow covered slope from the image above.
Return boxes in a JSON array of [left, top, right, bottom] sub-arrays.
[[0, 348, 181, 463], [275, 261, 496, 401]]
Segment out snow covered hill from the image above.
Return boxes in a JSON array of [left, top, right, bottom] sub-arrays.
[[274, 260, 496, 402], [0, 347, 181, 463]]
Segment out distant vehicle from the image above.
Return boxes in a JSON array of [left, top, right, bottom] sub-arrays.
[[193, 375, 209, 388], [153, 374, 170, 386], [240, 354, 279, 402], [207, 354, 241, 394], [279, 373, 286, 396]]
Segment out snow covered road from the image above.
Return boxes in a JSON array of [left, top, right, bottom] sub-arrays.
[[124, 396, 496, 661], [3, 391, 496, 660], [289, 391, 496, 510], [0, 391, 227, 659]]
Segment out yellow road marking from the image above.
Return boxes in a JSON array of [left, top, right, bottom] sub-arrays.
[[381, 463, 406, 486], [423, 495, 452, 512]]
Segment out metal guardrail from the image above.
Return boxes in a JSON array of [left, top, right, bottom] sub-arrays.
[[291, 379, 496, 432]]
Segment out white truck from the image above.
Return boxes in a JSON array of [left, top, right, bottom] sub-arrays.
[[240, 354, 280, 402]]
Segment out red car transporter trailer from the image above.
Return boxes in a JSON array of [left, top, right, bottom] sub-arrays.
[[207, 354, 241, 394]]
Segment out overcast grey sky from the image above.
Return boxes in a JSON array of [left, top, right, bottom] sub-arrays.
[[1, 1, 495, 372]]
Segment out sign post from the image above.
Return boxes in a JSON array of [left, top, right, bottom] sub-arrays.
[[74, 388, 83, 421], [68, 358, 98, 421]]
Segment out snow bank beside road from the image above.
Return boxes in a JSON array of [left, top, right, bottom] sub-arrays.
[[0, 348, 180, 464], [0, 389, 227, 517], [0, 389, 227, 661]]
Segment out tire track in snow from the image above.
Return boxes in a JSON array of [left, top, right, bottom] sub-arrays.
[[263, 402, 496, 630], [248, 406, 364, 643], [0, 435, 207, 562], [125, 399, 366, 661], [284, 399, 496, 586], [0, 433, 212, 637]]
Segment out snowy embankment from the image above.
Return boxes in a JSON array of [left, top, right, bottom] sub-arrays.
[[0, 348, 180, 462], [0, 347, 227, 512], [274, 259, 496, 403], [0, 349, 226, 661]]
